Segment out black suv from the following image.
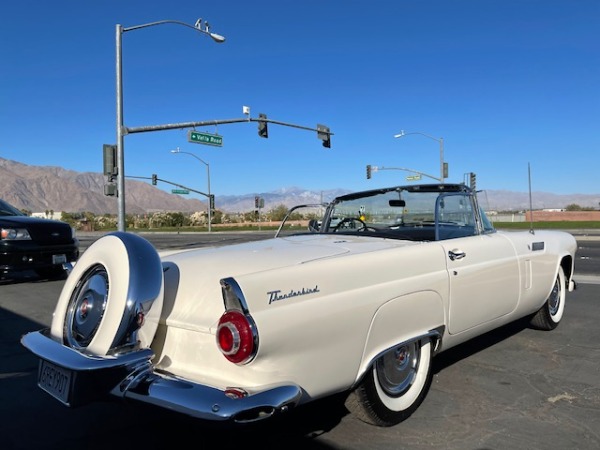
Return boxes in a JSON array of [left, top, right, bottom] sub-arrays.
[[0, 199, 79, 279]]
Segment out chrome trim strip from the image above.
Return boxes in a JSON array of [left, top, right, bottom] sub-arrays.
[[220, 277, 249, 313]]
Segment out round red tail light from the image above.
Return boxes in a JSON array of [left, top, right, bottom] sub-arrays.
[[216, 310, 256, 364]]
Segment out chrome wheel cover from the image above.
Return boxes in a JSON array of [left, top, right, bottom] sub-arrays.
[[548, 275, 562, 316], [375, 341, 421, 397], [64, 264, 108, 349]]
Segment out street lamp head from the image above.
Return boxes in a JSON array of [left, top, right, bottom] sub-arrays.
[[209, 33, 226, 43], [393, 131, 406, 138], [170, 147, 181, 154]]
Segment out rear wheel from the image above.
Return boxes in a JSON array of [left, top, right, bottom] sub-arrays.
[[345, 337, 433, 426], [530, 265, 566, 331]]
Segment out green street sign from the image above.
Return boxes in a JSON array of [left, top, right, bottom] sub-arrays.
[[406, 175, 422, 181], [187, 130, 223, 147], [172, 189, 190, 195]]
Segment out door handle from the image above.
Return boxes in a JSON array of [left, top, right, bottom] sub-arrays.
[[448, 249, 466, 261]]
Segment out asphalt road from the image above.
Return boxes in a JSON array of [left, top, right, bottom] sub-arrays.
[[1, 232, 599, 449]]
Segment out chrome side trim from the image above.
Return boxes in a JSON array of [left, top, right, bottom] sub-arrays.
[[220, 277, 249, 312]]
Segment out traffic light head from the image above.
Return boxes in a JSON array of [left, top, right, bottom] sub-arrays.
[[258, 113, 268, 138], [317, 124, 331, 148], [152, 174, 157, 185], [103, 144, 117, 178], [469, 172, 476, 190], [366, 165, 372, 179]]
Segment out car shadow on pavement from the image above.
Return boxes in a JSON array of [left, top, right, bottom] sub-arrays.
[[432, 316, 530, 374]]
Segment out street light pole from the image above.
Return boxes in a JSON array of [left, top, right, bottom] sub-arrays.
[[171, 148, 212, 232], [116, 19, 225, 232], [393, 130, 445, 183]]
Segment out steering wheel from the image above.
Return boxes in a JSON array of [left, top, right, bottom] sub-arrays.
[[332, 217, 373, 232]]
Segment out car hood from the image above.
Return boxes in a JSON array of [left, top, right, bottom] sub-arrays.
[[0, 215, 76, 244], [158, 234, 417, 331]]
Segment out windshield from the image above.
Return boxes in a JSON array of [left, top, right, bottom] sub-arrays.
[[277, 184, 495, 241], [326, 189, 440, 229], [0, 199, 26, 216]]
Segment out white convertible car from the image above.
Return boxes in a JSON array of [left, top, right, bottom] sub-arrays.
[[22, 183, 577, 427]]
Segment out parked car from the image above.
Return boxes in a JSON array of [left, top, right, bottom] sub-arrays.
[[0, 199, 79, 279], [21, 183, 577, 427]]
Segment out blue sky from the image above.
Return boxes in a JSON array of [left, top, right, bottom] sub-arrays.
[[2, 0, 599, 202]]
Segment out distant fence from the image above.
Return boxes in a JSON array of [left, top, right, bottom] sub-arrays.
[[490, 211, 600, 223], [490, 214, 526, 223], [488, 210, 600, 222], [525, 211, 600, 222]]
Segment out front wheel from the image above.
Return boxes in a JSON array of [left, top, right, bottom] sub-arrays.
[[345, 337, 434, 427], [530, 265, 566, 331]]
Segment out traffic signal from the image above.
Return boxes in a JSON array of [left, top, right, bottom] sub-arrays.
[[258, 113, 268, 138], [209, 194, 215, 212], [443, 162, 449, 179], [366, 165, 372, 179], [254, 195, 260, 208], [102, 144, 117, 179], [103, 183, 117, 197], [152, 174, 157, 185], [469, 172, 476, 190], [317, 124, 331, 148]]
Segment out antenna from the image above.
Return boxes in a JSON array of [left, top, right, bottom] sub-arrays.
[[528, 163, 535, 235]]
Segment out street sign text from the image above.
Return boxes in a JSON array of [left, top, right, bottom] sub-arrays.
[[187, 130, 223, 147]]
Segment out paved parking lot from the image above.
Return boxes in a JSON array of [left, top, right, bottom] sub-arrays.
[[1, 232, 599, 449]]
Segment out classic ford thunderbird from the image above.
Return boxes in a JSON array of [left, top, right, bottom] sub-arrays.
[[21, 183, 577, 427]]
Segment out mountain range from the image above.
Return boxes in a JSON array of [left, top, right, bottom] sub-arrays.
[[0, 157, 598, 214]]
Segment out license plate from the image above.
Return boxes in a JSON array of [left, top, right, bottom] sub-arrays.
[[38, 360, 72, 405], [52, 254, 66, 264]]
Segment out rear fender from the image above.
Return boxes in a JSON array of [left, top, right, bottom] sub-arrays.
[[356, 291, 445, 382]]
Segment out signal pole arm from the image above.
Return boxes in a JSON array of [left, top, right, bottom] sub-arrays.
[[124, 115, 333, 148], [367, 166, 442, 182], [127, 175, 209, 197]]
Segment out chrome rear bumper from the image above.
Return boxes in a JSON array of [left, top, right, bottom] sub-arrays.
[[21, 329, 302, 423]]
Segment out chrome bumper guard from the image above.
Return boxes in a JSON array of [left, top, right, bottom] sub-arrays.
[[21, 329, 303, 423]]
